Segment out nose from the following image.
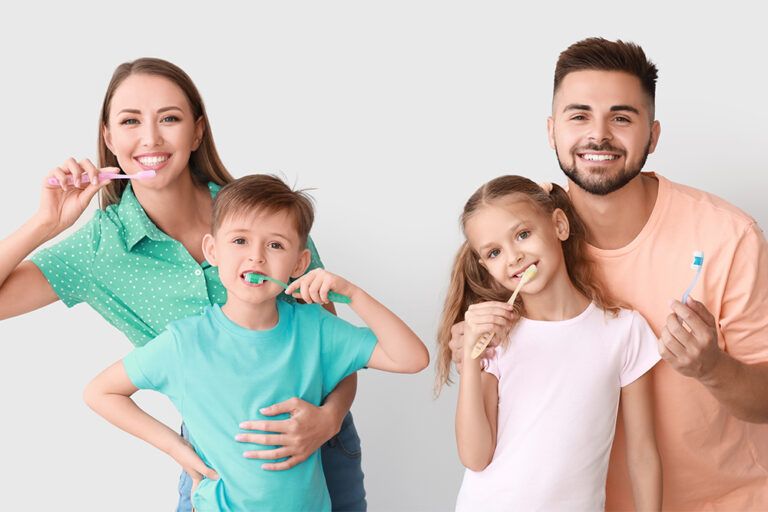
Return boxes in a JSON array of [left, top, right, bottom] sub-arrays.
[[247, 246, 266, 263], [140, 121, 163, 148], [588, 117, 613, 144], [506, 246, 524, 267]]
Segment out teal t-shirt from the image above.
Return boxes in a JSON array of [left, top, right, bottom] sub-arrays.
[[30, 182, 324, 346], [123, 301, 377, 512]]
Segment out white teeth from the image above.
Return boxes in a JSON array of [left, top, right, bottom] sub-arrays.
[[137, 156, 168, 166], [582, 154, 618, 161]]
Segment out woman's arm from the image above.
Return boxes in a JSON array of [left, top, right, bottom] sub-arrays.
[[83, 361, 218, 487], [0, 160, 111, 319], [456, 353, 499, 471], [621, 370, 662, 511]]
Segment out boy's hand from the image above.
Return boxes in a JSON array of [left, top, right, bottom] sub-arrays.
[[285, 269, 358, 305], [169, 437, 219, 495]]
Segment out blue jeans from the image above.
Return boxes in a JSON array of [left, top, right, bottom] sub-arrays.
[[177, 412, 367, 511]]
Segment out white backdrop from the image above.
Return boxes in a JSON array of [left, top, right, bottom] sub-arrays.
[[0, 2, 766, 510]]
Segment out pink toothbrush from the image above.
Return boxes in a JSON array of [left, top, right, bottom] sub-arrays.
[[47, 170, 156, 186]]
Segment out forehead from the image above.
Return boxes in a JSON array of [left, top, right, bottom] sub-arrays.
[[553, 70, 649, 113], [110, 74, 191, 113], [465, 198, 545, 242], [217, 208, 299, 239]]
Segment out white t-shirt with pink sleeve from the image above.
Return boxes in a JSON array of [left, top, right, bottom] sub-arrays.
[[455, 303, 660, 512]]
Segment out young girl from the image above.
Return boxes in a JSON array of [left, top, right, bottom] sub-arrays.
[[0, 58, 366, 511], [436, 176, 662, 511]]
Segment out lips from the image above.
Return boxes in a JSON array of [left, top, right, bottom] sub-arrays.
[[509, 261, 539, 279], [240, 270, 267, 287], [134, 153, 171, 170]]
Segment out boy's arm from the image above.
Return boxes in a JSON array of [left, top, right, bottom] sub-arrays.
[[83, 361, 218, 484], [620, 370, 662, 511], [456, 352, 498, 471], [286, 269, 429, 374]]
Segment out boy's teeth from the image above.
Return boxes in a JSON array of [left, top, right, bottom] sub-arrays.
[[582, 154, 618, 161]]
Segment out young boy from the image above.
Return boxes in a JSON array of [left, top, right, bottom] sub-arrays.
[[84, 174, 429, 511]]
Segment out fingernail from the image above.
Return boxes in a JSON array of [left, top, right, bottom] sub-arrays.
[[259, 407, 268, 413], [239, 422, 247, 428], [235, 434, 245, 441], [91, 176, 97, 185], [669, 299, 676, 307]]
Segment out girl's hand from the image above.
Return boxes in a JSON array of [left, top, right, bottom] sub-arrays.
[[34, 158, 116, 239], [285, 269, 358, 305], [168, 437, 219, 495], [463, 301, 516, 353]]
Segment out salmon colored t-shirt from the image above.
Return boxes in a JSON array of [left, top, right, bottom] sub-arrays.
[[582, 173, 768, 511]]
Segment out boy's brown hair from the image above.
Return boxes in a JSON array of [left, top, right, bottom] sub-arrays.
[[212, 174, 315, 247]]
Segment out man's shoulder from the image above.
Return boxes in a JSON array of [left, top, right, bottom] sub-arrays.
[[659, 173, 757, 231]]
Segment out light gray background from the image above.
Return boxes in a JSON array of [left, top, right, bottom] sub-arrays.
[[0, 2, 766, 510]]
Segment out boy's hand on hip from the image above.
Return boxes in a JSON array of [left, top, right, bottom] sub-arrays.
[[168, 437, 219, 493], [238, 397, 338, 471], [659, 298, 722, 380]]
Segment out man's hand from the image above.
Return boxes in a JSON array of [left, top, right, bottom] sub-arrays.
[[659, 297, 722, 381]]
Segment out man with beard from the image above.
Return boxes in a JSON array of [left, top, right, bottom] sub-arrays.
[[449, 38, 768, 510]]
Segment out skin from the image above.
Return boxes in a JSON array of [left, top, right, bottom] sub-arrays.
[[83, 210, 429, 494], [453, 200, 661, 508], [0, 73, 360, 474]]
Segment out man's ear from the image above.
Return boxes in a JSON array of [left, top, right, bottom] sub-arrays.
[[552, 208, 570, 241], [291, 249, 312, 278], [547, 116, 556, 150], [202, 233, 217, 265], [648, 119, 661, 154]]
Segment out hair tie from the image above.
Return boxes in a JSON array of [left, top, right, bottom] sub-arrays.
[[538, 182, 553, 194]]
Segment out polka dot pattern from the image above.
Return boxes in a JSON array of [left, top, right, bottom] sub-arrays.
[[31, 182, 325, 347]]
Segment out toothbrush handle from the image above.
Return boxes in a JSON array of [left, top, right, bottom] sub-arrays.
[[328, 291, 352, 304], [470, 331, 494, 359], [47, 173, 122, 186]]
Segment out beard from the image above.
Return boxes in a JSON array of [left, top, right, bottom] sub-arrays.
[[556, 138, 652, 196]]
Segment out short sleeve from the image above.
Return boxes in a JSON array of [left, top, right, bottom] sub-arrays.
[[720, 222, 768, 364], [620, 311, 661, 387], [123, 329, 184, 403], [482, 348, 502, 380], [317, 307, 377, 396], [30, 213, 101, 307]]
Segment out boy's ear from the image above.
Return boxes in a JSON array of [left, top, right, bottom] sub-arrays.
[[201, 233, 217, 265], [552, 208, 570, 241], [291, 249, 312, 278]]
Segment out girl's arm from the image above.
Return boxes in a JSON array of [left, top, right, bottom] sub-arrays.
[[620, 370, 662, 511], [286, 269, 429, 374], [456, 353, 499, 471], [0, 160, 111, 319], [83, 361, 218, 487]]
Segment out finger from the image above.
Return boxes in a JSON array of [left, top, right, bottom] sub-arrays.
[[466, 314, 513, 327], [307, 275, 324, 304], [318, 279, 331, 304], [233, 433, 286, 446], [674, 299, 716, 340], [261, 456, 305, 471], [659, 326, 685, 358], [243, 447, 291, 460], [666, 312, 694, 350], [237, 419, 290, 435], [285, 275, 303, 296], [257, 397, 299, 417], [193, 463, 219, 481], [467, 302, 515, 312], [80, 159, 100, 186], [64, 157, 84, 189], [50, 166, 70, 190], [450, 321, 465, 337]]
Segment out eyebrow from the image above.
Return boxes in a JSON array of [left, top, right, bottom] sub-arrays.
[[116, 106, 184, 115], [225, 228, 292, 240], [477, 221, 524, 252], [563, 103, 640, 114]]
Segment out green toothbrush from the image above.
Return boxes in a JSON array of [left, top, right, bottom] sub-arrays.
[[244, 273, 352, 304]]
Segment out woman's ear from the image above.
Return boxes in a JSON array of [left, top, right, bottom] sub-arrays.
[[202, 233, 217, 265], [291, 249, 312, 278], [193, 117, 206, 151], [552, 208, 570, 241], [102, 124, 115, 155]]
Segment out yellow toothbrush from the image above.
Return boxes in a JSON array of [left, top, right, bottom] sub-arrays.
[[470, 264, 537, 359]]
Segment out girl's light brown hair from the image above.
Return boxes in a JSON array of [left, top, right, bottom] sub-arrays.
[[435, 175, 621, 394], [97, 57, 234, 209]]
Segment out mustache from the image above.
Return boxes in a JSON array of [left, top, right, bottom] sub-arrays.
[[574, 142, 625, 154]]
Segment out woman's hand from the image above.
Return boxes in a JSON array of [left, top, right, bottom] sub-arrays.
[[34, 158, 115, 240], [237, 397, 340, 471]]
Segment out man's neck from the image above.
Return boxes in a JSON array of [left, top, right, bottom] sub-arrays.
[[568, 173, 659, 250]]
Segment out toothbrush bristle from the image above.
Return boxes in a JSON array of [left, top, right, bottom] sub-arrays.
[[691, 251, 704, 269], [138, 170, 157, 179], [244, 273, 265, 284], [522, 264, 538, 280]]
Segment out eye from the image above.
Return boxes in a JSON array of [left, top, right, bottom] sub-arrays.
[[613, 116, 631, 124], [120, 118, 139, 126], [516, 230, 531, 241], [570, 114, 587, 121], [161, 115, 180, 123], [268, 241, 284, 250], [487, 248, 500, 259], [232, 237, 246, 245]]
